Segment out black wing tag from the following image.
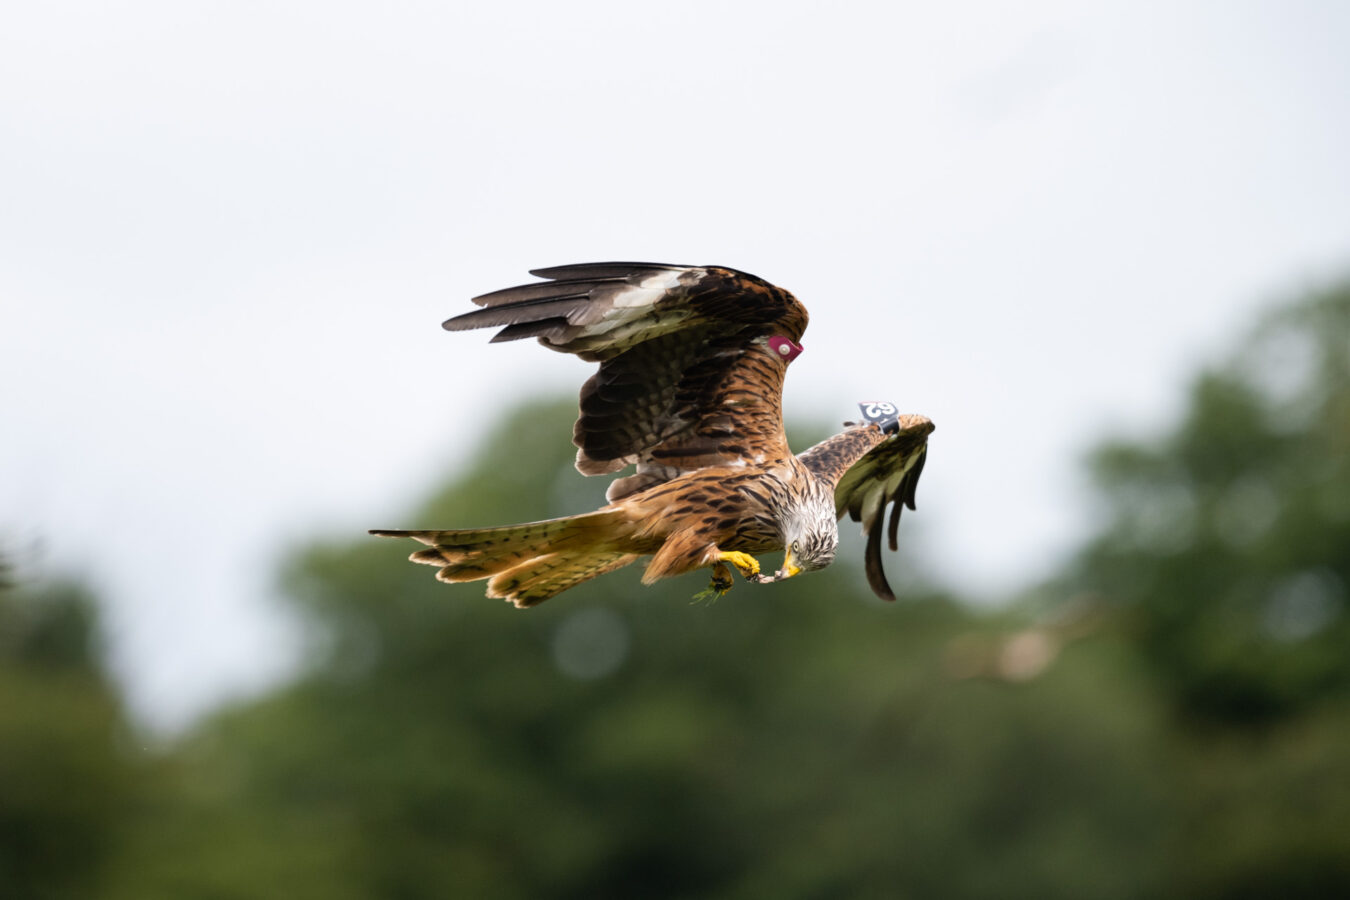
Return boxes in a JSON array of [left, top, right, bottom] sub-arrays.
[[857, 401, 902, 434]]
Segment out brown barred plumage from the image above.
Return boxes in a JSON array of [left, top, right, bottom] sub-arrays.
[[373, 263, 933, 607]]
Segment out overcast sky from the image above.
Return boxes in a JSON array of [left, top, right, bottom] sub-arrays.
[[3, 0, 1348, 731]]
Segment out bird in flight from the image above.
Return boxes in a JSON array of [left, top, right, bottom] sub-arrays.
[[372, 263, 933, 607]]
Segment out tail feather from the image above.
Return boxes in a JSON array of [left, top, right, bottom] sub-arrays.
[[370, 509, 639, 606], [373, 516, 584, 558], [483, 552, 640, 608]]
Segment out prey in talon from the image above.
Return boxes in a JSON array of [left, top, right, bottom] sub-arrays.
[[692, 561, 738, 604], [371, 262, 934, 607]]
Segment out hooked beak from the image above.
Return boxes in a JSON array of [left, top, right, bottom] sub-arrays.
[[781, 546, 803, 579]]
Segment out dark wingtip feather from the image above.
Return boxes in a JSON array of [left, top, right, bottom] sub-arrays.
[[489, 319, 569, 342], [864, 521, 897, 602], [527, 261, 687, 280], [903, 448, 927, 511], [442, 297, 588, 333], [471, 283, 594, 308]]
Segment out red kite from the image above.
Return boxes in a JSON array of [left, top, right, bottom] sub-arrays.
[[373, 263, 933, 607]]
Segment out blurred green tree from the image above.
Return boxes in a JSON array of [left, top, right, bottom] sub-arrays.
[[104, 402, 1170, 900], [89, 276, 1350, 898], [1057, 279, 1350, 896], [1069, 281, 1350, 724], [0, 565, 141, 899]]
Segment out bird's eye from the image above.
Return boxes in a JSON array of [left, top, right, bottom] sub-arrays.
[[791, 541, 801, 554]]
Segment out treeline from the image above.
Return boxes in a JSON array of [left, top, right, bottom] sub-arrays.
[[3, 280, 1348, 898]]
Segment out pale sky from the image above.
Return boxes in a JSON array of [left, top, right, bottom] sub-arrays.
[[3, 0, 1348, 731]]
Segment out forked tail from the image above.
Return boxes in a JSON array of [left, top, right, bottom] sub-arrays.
[[370, 509, 638, 607]]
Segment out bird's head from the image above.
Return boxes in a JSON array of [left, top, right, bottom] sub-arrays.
[[779, 496, 839, 578], [782, 532, 837, 578]]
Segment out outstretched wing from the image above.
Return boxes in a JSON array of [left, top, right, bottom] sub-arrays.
[[803, 413, 933, 601], [444, 263, 809, 500]]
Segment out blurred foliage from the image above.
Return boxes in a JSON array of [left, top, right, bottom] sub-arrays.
[[1045, 280, 1350, 897], [8, 278, 1350, 897], [97, 403, 1170, 900], [0, 572, 141, 899], [1071, 282, 1350, 726]]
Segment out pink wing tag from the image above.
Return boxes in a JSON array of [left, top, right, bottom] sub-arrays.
[[767, 335, 804, 362]]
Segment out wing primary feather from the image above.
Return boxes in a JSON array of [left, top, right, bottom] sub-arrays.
[[858, 486, 885, 532], [887, 499, 903, 552], [903, 449, 927, 510], [489, 319, 570, 342], [864, 519, 896, 602], [442, 297, 589, 331], [470, 280, 617, 307], [527, 262, 688, 280]]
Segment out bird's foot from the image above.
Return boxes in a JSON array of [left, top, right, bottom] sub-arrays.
[[716, 551, 761, 578]]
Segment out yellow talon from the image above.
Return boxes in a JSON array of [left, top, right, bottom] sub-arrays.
[[717, 551, 761, 578]]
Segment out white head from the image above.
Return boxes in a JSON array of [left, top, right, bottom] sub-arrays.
[[780, 490, 839, 577]]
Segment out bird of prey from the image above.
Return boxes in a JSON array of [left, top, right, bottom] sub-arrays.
[[372, 263, 933, 607]]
